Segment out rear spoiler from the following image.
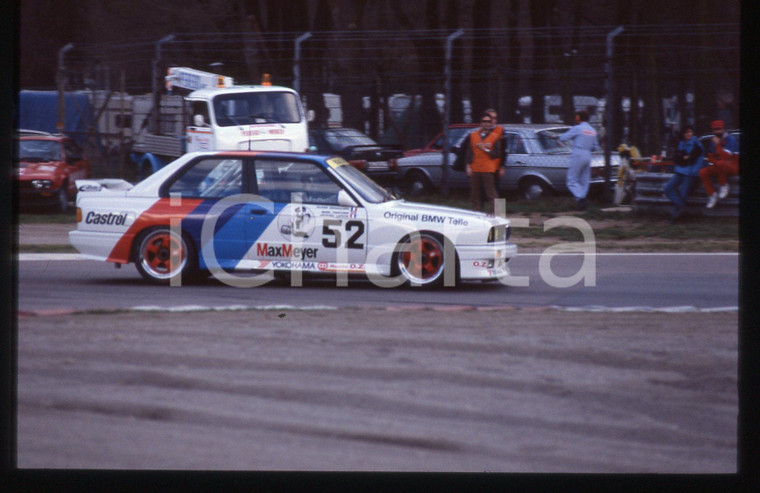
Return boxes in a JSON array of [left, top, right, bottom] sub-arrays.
[[76, 179, 134, 193]]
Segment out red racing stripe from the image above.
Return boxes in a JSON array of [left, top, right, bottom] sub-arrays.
[[107, 198, 204, 263]]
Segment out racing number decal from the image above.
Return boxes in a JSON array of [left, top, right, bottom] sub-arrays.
[[322, 219, 341, 248], [345, 220, 364, 249], [322, 219, 365, 249]]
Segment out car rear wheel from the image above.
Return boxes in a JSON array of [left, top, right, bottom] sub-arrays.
[[393, 232, 456, 287], [134, 227, 197, 284], [520, 177, 551, 200], [404, 170, 432, 196]]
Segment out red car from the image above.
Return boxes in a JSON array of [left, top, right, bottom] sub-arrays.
[[15, 130, 90, 212], [402, 124, 478, 157]]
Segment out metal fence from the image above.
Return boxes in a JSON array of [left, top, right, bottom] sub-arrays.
[[46, 23, 739, 177]]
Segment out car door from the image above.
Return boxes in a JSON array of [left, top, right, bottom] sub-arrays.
[[447, 133, 472, 188], [164, 156, 249, 271], [247, 158, 368, 274], [501, 131, 529, 191]]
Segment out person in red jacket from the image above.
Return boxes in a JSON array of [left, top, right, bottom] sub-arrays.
[[699, 120, 740, 208], [465, 112, 504, 212]]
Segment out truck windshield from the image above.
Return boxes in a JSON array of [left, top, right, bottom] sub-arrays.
[[213, 92, 301, 126]]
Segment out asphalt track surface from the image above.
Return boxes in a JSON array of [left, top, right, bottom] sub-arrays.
[[15, 252, 739, 474], [17, 252, 738, 313]]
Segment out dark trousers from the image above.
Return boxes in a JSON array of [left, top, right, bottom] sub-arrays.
[[470, 172, 498, 212]]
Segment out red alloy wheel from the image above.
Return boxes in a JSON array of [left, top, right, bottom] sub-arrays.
[[397, 233, 445, 285], [137, 228, 188, 281]]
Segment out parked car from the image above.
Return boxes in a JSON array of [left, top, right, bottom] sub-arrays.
[[308, 127, 402, 179], [699, 129, 741, 154], [394, 123, 620, 199], [15, 130, 90, 212], [70, 151, 517, 287], [402, 124, 478, 157]]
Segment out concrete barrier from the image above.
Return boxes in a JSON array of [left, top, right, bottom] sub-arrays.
[[633, 172, 739, 216]]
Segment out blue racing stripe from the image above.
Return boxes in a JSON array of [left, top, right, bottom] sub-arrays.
[[182, 199, 285, 270]]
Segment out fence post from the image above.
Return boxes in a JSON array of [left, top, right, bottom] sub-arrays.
[[152, 34, 175, 135], [442, 29, 464, 195], [604, 26, 624, 203], [57, 43, 74, 133], [294, 32, 312, 94]]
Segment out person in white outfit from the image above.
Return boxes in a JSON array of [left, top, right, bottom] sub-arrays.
[[559, 110, 599, 210]]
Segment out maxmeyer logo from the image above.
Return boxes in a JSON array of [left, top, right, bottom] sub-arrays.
[[85, 211, 128, 226], [256, 243, 319, 259]]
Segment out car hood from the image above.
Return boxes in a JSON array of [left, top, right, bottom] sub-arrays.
[[16, 162, 64, 178]]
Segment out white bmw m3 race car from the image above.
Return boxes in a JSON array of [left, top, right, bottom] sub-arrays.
[[69, 151, 517, 287]]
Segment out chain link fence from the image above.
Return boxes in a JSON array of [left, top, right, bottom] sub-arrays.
[[41, 23, 739, 180]]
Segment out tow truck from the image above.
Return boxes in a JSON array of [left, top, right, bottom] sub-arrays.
[[130, 67, 311, 178]]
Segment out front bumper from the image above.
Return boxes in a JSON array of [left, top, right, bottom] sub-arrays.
[[456, 241, 518, 280], [18, 188, 64, 206]]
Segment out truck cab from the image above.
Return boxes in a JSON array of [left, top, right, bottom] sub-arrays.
[[186, 85, 309, 153], [131, 67, 311, 178]]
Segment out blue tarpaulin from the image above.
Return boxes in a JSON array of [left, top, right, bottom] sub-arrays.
[[18, 90, 93, 146]]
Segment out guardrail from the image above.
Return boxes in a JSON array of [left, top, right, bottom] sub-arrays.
[[633, 172, 739, 216]]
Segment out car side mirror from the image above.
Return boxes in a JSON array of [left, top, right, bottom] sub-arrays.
[[193, 114, 206, 126], [307, 110, 315, 123], [337, 189, 357, 207]]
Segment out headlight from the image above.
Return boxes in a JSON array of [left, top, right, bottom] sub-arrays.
[[488, 225, 509, 242], [31, 179, 53, 189]]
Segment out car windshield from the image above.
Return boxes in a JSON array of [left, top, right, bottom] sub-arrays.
[[536, 128, 572, 154], [322, 129, 377, 151], [435, 127, 476, 149], [213, 91, 301, 126], [17, 140, 62, 162], [330, 158, 395, 203]]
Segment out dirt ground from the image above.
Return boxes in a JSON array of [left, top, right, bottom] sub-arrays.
[[17, 307, 737, 473]]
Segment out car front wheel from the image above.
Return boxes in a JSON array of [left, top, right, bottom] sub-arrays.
[[134, 227, 197, 284], [393, 232, 457, 288]]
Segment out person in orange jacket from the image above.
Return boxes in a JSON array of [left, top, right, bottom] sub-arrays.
[[464, 111, 504, 212]]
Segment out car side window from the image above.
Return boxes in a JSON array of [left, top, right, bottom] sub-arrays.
[[190, 101, 211, 126], [167, 158, 243, 198], [506, 133, 527, 154], [253, 160, 341, 205]]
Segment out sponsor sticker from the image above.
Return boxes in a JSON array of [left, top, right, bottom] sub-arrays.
[[278, 205, 316, 239], [316, 262, 365, 273], [256, 242, 319, 259], [326, 157, 350, 169], [84, 211, 128, 226]]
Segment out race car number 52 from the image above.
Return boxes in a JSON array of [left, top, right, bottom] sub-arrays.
[[322, 219, 365, 249]]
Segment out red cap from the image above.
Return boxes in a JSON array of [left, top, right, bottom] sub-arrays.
[[711, 120, 725, 130]]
